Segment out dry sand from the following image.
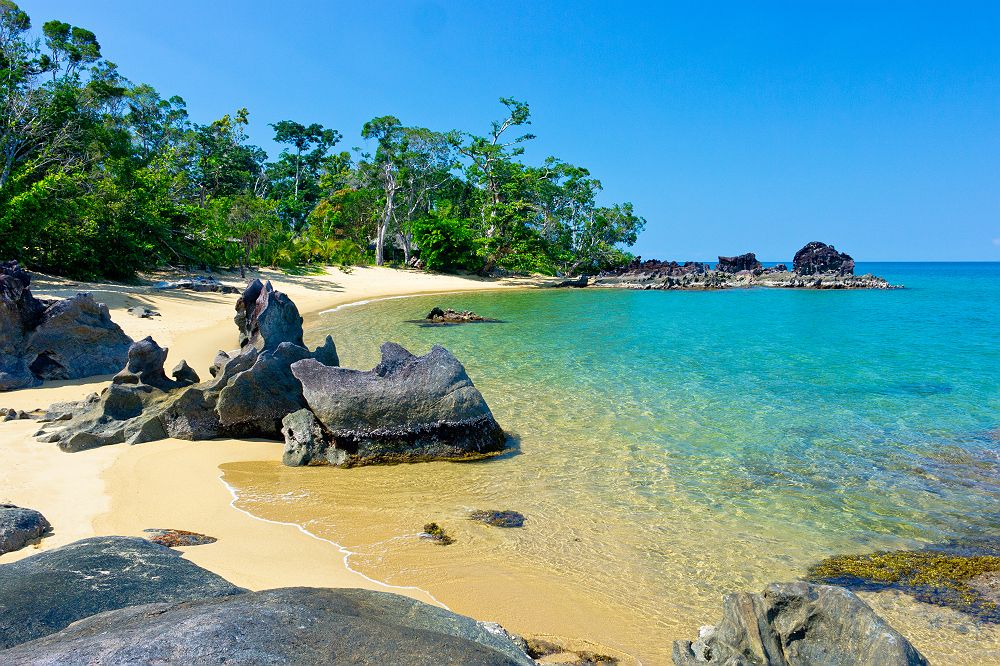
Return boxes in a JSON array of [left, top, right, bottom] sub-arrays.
[[0, 265, 539, 607]]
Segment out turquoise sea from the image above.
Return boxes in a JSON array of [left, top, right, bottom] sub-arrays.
[[226, 262, 1000, 663]]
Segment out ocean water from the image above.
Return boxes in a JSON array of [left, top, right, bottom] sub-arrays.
[[223, 263, 1000, 664]]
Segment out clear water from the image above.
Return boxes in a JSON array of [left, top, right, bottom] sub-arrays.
[[223, 263, 1000, 663]]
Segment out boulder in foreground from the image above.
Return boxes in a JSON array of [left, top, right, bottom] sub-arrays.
[[0, 587, 535, 665], [286, 342, 506, 466], [672, 581, 928, 666], [0, 504, 50, 555], [0, 536, 245, 650]]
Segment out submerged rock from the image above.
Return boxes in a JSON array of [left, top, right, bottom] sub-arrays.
[[0, 261, 131, 391], [793, 241, 855, 275], [287, 342, 506, 466], [0, 536, 245, 650], [672, 581, 928, 665], [421, 522, 455, 545], [0, 505, 50, 555], [421, 307, 498, 324], [470, 510, 526, 528], [0, 587, 535, 665], [808, 542, 1000, 622]]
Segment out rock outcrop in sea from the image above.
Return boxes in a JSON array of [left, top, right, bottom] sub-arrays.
[[33, 279, 505, 466], [0, 538, 535, 665], [0, 261, 132, 391], [672, 581, 928, 665], [574, 242, 897, 290]]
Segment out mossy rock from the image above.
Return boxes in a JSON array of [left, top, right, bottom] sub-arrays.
[[808, 545, 1000, 622], [421, 522, 454, 546]]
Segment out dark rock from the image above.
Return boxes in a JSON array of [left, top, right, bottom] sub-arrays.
[[762, 263, 789, 273], [288, 343, 506, 467], [0, 536, 245, 650], [422, 307, 496, 324], [112, 336, 176, 391], [470, 510, 526, 528], [0, 505, 50, 555], [235, 278, 304, 352], [313, 334, 340, 366], [0, 587, 535, 665], [171, 359, 200, 386], [716, 252, 762, 273], [281, 408, 328, 466], [126, 306, 159, 318], [672, 582, 928, 666], [143, 528, 217, 547], [551, 274, 590, 288], [216, 342, 311, 436], [421, 522, 455, 545], [208, 349, 232, 377], [153, 276, 240, 294], [793, 241, 856, 275]]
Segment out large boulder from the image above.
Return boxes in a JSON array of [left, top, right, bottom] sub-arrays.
[[672, 582, 928, 666], [716, 252, 762, 274], [0, 504, 50, 555], [288, 342, 506, 466], [0, 536, 245, 650], [793, 242, 855, 275], [0, 261, 131, 391], [236, 278, 304, 351], [0, 587, 535, 665]]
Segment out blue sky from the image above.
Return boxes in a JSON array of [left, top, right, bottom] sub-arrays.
[[19, 1, 1000, 261]]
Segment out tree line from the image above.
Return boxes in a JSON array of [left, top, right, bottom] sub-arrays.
[[0, 2, 645, 280]]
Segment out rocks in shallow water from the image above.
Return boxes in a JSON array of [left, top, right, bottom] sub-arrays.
[[470, 510, 526, 528], [153, 276, 239, 294], [281, 408, 329, 466], [793, 241, 855, 275], [808, 544, 1000, 622], [422, 307, 497, 324], [0, 587, 536, 666], [716, 252, 762, 274], [673, 581, 928, 666], [143, 528, 217, 547], [287, 342, 506, 467], [421, 522, 455, 545], [0, 504, 50, 555], [0, 261, 132, 391], [0, 536, 245, 650]]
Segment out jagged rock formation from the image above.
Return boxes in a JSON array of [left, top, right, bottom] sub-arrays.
[[585, 243, 895, 290], [34, 280, 503, 466], [0, 261, 132, 391], [0, 505, 50, 555], [716, 252, 762, 273], [0, 537, 245, 650], [285, 343, 506, 466], [0, 586, 536, 665], [793, 241, 855, 275], [672, 582, 928, 666]]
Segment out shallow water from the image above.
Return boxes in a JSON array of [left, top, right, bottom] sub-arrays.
[[223, 263, 1000, 664]]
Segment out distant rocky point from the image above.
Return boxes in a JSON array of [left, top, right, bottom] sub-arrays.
[[562, 242, 899, 291], [0, 261, 132, 391]]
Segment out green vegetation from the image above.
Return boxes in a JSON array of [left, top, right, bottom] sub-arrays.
[[0, 2, 645, 280], [809, 548, 1000, 621]]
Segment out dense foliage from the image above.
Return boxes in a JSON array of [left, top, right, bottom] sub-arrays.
[[0, 3, 644, 279]]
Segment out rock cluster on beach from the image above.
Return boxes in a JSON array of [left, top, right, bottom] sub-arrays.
[[570, 242, 898, 291], [0, 261, 132, 391], [32, 278, 506, 466], [152, 275, 240, 294], [673, 581, 928, 665], [0, 505, 50, 555], [0, 538, 536, 665]]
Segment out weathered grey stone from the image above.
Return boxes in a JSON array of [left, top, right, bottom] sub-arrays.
[[216, 342, 311, 436], [313, 334, 340, 366], [0, 504, 50, 555], [126, 306, 159, 318], [170, 359, 200, 386], [281, 408, 328, 466], [672, 582, 928, 666], [236, 278, 303, 352], [0, 536, 245, 650], [287, 342, 506, 466], [0, 587, 535, 665], [111, 336, 176, 390], [153, 276, 240, 294]]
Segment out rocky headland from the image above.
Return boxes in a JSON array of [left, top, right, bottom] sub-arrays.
[[567, 242, 899, 291], [30, 277, 507, 467]]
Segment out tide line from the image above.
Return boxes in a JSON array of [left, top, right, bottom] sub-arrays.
[[217, 472, 450, 610]]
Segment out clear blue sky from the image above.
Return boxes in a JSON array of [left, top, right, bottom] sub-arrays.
[[20, 1, 1000, 261]]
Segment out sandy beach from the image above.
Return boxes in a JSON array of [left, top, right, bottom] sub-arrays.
[[0, 266, 539, 599]]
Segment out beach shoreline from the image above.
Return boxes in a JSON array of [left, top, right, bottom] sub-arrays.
[[0, 266, 543, 596]]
